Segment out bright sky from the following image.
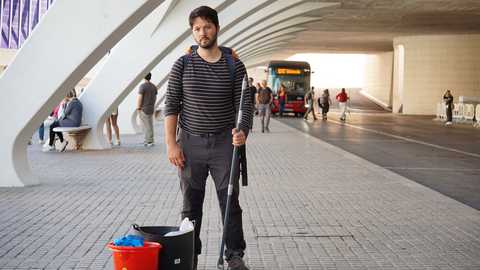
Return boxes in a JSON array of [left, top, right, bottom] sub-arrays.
[[287, 53, 365, 88]]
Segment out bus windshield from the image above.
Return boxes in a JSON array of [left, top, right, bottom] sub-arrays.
[[267, 72, 310, 102], [266, 61, 311, 103]]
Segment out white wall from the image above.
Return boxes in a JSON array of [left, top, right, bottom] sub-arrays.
[[362, 52, 393, 108], [394, 34, 480, 115]]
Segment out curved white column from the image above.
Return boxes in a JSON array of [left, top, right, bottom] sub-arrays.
[[95, 0, 271, 139], [0, 0, 165, 187], [236, 34, 298, 55], [240, 43, 288, 59], [148, 0, 273, 107], [80, 0, 233, 149]]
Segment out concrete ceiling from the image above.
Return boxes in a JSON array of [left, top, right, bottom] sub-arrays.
[[263, 0, 480, 60]]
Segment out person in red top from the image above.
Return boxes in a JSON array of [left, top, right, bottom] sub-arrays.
[[277, 85, 287, 117], [336, 88, 349, 121]]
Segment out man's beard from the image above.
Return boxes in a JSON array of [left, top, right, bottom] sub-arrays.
[[197, 32, 217, 49]]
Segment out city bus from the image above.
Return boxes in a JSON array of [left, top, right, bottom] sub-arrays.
[[266, 60, 312, 116]]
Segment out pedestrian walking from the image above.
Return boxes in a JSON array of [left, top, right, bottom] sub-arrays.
[[336, 88, 349, 121], [303, 86, 317, 121], [319, 89, 332, 119], [256, 79, 273, 133], [248, 77, 257, 131]]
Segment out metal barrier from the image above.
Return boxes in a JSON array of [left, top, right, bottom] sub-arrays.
[[463, 104, 475, 122], [475, 104, 480, 127], [453, 103, 464, 122], [436, 102, 446, 120]]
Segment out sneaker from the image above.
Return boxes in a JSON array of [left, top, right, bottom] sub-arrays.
[[42, 145, 55, 152], [227, 252, 248, 270], [146, 142, 155, 146], [108, 140, 113, 146], [265, 127, 270, 133], [115, 140, 121, 146], [59, 141, 69, 152], [445, 121, 452, 125], [39, 140, 45, 144], [139, 141, 147, 146], [303, 118, 308, 121]]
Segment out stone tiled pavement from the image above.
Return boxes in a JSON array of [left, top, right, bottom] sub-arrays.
[[1, 118, 480, 269]]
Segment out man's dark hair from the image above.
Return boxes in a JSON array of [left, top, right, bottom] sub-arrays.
[[145, 72, 152, 81], [189, 6, 219, 29]]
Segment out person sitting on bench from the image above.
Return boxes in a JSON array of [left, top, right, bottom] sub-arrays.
[[43, 89, 83, 152]]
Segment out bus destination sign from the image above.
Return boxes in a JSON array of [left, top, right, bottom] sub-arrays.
[[276, 68, 303, 75]]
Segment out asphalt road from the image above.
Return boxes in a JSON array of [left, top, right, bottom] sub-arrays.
[[277, 88, 480, 210]]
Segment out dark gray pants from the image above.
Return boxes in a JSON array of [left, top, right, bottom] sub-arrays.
[[177, 129, 246, 260]]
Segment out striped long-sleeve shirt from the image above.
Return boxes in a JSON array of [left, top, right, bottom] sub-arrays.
[[165, 51, 253, 136]]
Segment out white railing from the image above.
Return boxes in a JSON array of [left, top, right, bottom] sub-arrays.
[[475, 104, 480, 127], [436, 102, 446, 120], [463, 104, 475, 122], [453, 103, 464, 122]]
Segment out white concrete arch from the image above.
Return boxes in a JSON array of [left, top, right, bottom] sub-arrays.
[[150, 2, 328, 109], [236, 34, 297, 56], [225, 2, 338, 49], [240, 43, 288, 59], [229, 17, 323, 53], [116, 0, 274, 134], [0, 0, 165, 187], [244, 54, 278, 68], [243, 49, 283, 64], [235, 27, 307, 53], [219, 0, 305, 46], [79, 0, 234, 149]]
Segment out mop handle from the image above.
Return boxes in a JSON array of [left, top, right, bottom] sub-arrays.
[[217, 75, 248, 269]]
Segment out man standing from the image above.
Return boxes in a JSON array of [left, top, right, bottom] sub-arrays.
[[256, 79, 273, 133], [303, 86, 317, 121], [164, 6, 253, 270], [248, 77, 257, 132], [138, 72, 157, 146], [443, 90, 454, 124]]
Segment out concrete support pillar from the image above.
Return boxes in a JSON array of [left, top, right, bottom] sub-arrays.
[[80, 0, 233, 149], [392, 45, 405, 113], [0, 0, 165, 187]]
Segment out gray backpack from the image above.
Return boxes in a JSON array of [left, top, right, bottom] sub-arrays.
[[306, 90, 313, 100]]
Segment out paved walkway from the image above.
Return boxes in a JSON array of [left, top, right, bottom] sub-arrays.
[[1, 118, 479, 269]]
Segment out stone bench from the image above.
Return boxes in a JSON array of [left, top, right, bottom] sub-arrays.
[[52, 125, 92, 150]]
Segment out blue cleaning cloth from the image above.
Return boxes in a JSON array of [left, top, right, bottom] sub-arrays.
[[114, 234, 144, 247]]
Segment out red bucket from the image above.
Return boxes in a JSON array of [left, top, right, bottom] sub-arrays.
[[108, 241, 162, 270]]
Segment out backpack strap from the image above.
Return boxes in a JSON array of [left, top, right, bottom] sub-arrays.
[[224, 53, 236, 92]]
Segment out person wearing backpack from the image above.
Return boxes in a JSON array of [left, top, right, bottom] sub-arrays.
[[319, 89, 332, 119], [164, 6, 253, 270], [336, 88, 349, 121], [303, 86, 317, 121]]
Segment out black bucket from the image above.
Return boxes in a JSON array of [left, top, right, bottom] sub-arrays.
[[132, 223, 194, 270]]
